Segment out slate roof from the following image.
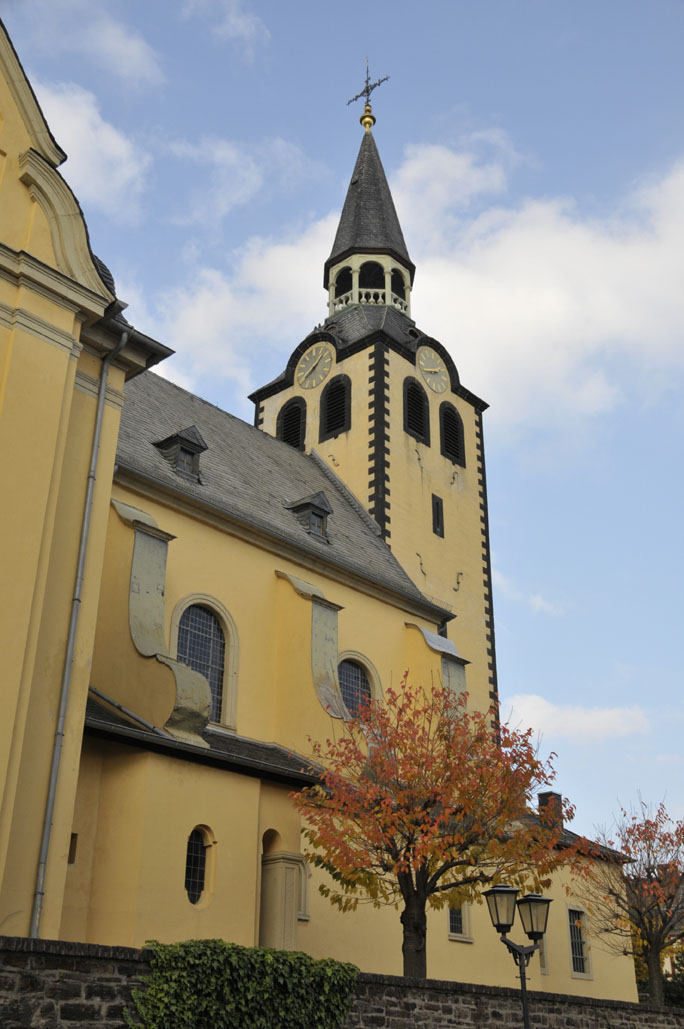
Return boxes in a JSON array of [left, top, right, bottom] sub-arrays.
[[324, 130, 415, 287], [117, 372, 448, 620], [84, 694, 319, 786]]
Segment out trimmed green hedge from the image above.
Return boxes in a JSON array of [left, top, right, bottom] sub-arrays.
[[126, 939, 358, 1029]]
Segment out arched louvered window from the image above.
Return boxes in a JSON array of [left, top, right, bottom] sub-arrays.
[[276, 397, 306, 451], [404, 377, 430, 445], [359, 261, 384, 289], [334, 266, 352, 299], [177, 605, 225, 722], [391, 268, 406, 300], [185, 827, 208, 904], [319, 374, 351, 442], [338, 659, 371, 718], [440, 402, 465, 467]]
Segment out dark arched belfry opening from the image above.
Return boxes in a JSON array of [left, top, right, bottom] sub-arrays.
[[276, 397, 306, 451]]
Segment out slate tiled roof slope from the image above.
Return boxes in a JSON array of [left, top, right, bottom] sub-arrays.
[[118, 372, 446, 618], [85, 695, 318, 786], [324, 130, 415, 286]]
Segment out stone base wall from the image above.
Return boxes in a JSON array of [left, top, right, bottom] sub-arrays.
[[0, 936, 147, 1027], [2, 935, 684, 1028], [344, 973, 684, 1028]]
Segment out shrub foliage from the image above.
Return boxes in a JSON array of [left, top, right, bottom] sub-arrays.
[[126, 939, 358, 1029]]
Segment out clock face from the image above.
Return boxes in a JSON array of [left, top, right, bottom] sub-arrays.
[[296, 344, 334, 390], [417, 346, 449, 393]]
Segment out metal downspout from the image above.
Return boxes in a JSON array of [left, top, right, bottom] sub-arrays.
[[29, 330, 129, 938]]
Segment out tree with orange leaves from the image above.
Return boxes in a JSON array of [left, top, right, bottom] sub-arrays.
[[587, 801, 684, 1006], [291, 676, 579, 978]]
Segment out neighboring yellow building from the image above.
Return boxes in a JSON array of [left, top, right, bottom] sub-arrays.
[[0, 20, 637, 1001]]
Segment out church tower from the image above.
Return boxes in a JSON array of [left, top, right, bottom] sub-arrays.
[[250, 102, 498, 716]]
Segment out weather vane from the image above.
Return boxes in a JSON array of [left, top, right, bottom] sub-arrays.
[[347, 59, 389, 130]]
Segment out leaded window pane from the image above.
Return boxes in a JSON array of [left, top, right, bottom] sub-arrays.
[[338, 659, 371, 717], [185, 828, 206, 904], [177, 605, 225, 722]]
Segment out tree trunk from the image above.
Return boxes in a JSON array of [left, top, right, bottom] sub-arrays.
[[401, 895, 427, 978], [645, 946, 664, 1006]]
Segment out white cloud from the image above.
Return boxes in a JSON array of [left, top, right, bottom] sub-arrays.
[[167, 137, 318, 227], [142, 138, 684, 438], [503, 694, 649, 742], [393, 145, 684, 434], [181, 0, 270, 54], [34, 81, 151, 222], [11, 0, 164, 86], [151, 216, 336, 412], [492, 568, 563, 617]]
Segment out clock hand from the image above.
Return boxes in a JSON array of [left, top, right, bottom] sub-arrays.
[[308, 351, 325, 376]]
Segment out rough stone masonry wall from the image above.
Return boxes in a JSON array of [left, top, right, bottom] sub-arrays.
[[0, 936, 146, 1027], [343, 974, 684, 1028], [2, 935, 684, 1028]]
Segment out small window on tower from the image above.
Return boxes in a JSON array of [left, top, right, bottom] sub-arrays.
[[334, 266, 352, 298], [277, 397, 306, 451], [440, 402, 465, 467], [432, 495, 444, 537], [359, 261, 384, 289], [404, 378, 430, 445], [391, 268, 406, 300], [319, 375, 351, 442]]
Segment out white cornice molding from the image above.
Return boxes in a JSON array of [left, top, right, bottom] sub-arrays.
[[0, 243, 107, 316], [18, 149, 113, 301], [0, 25, 66, 167]]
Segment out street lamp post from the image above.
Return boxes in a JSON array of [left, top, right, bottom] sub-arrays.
[[483, 885, 552, 1029]]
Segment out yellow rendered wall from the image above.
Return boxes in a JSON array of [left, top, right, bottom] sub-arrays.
[[384, 348, 492, 713], [93, 480, 444, 757], [258, 340, 493, 714], [62, 740, 261, 948]]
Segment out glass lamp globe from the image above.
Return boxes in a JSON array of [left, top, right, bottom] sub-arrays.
[[516, 893, 552, 942], [483, 885, 519, 935]]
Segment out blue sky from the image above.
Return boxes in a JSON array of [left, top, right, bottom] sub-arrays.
[[3, 0, 683, 837]]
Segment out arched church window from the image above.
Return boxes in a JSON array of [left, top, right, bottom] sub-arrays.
[[440, 402, 465, 467], [359, 261, 384, 289], [338, 659, 371, 717], [319, 374, 351, 442], [185, 827, 208, 904], [391, 268, 406, 300], [177, 605, 225, 722], [404, 377, 430, 446], [277, 397, 306, 451], [334, 266, 352, 298]]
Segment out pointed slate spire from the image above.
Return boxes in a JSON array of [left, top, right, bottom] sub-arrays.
[[324, 129, 415, 289]]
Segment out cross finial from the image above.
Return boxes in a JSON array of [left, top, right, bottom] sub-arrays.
[[347, 58, 389, 131]]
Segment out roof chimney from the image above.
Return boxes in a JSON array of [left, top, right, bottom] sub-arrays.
[[538, 791, 563, 830]]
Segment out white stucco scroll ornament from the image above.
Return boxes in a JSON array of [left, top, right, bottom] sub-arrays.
[[112, 499, 212, 748]]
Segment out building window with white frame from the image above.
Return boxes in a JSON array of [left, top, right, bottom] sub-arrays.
[[448, 901, 472, 941], [568, 908, 590, 976]]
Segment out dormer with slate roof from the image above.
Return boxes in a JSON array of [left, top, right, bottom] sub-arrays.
[[154, 424, 208, 481]]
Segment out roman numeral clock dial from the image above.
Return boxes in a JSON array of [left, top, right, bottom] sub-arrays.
[[417, 345, 449, 393], [296, 344, 334, 389]]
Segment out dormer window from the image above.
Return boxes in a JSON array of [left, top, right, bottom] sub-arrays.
[[177, 447, 198, 475], [285, 491, 333, 543], [310, 511, 325, 536], [154, 425, 208, 482]]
